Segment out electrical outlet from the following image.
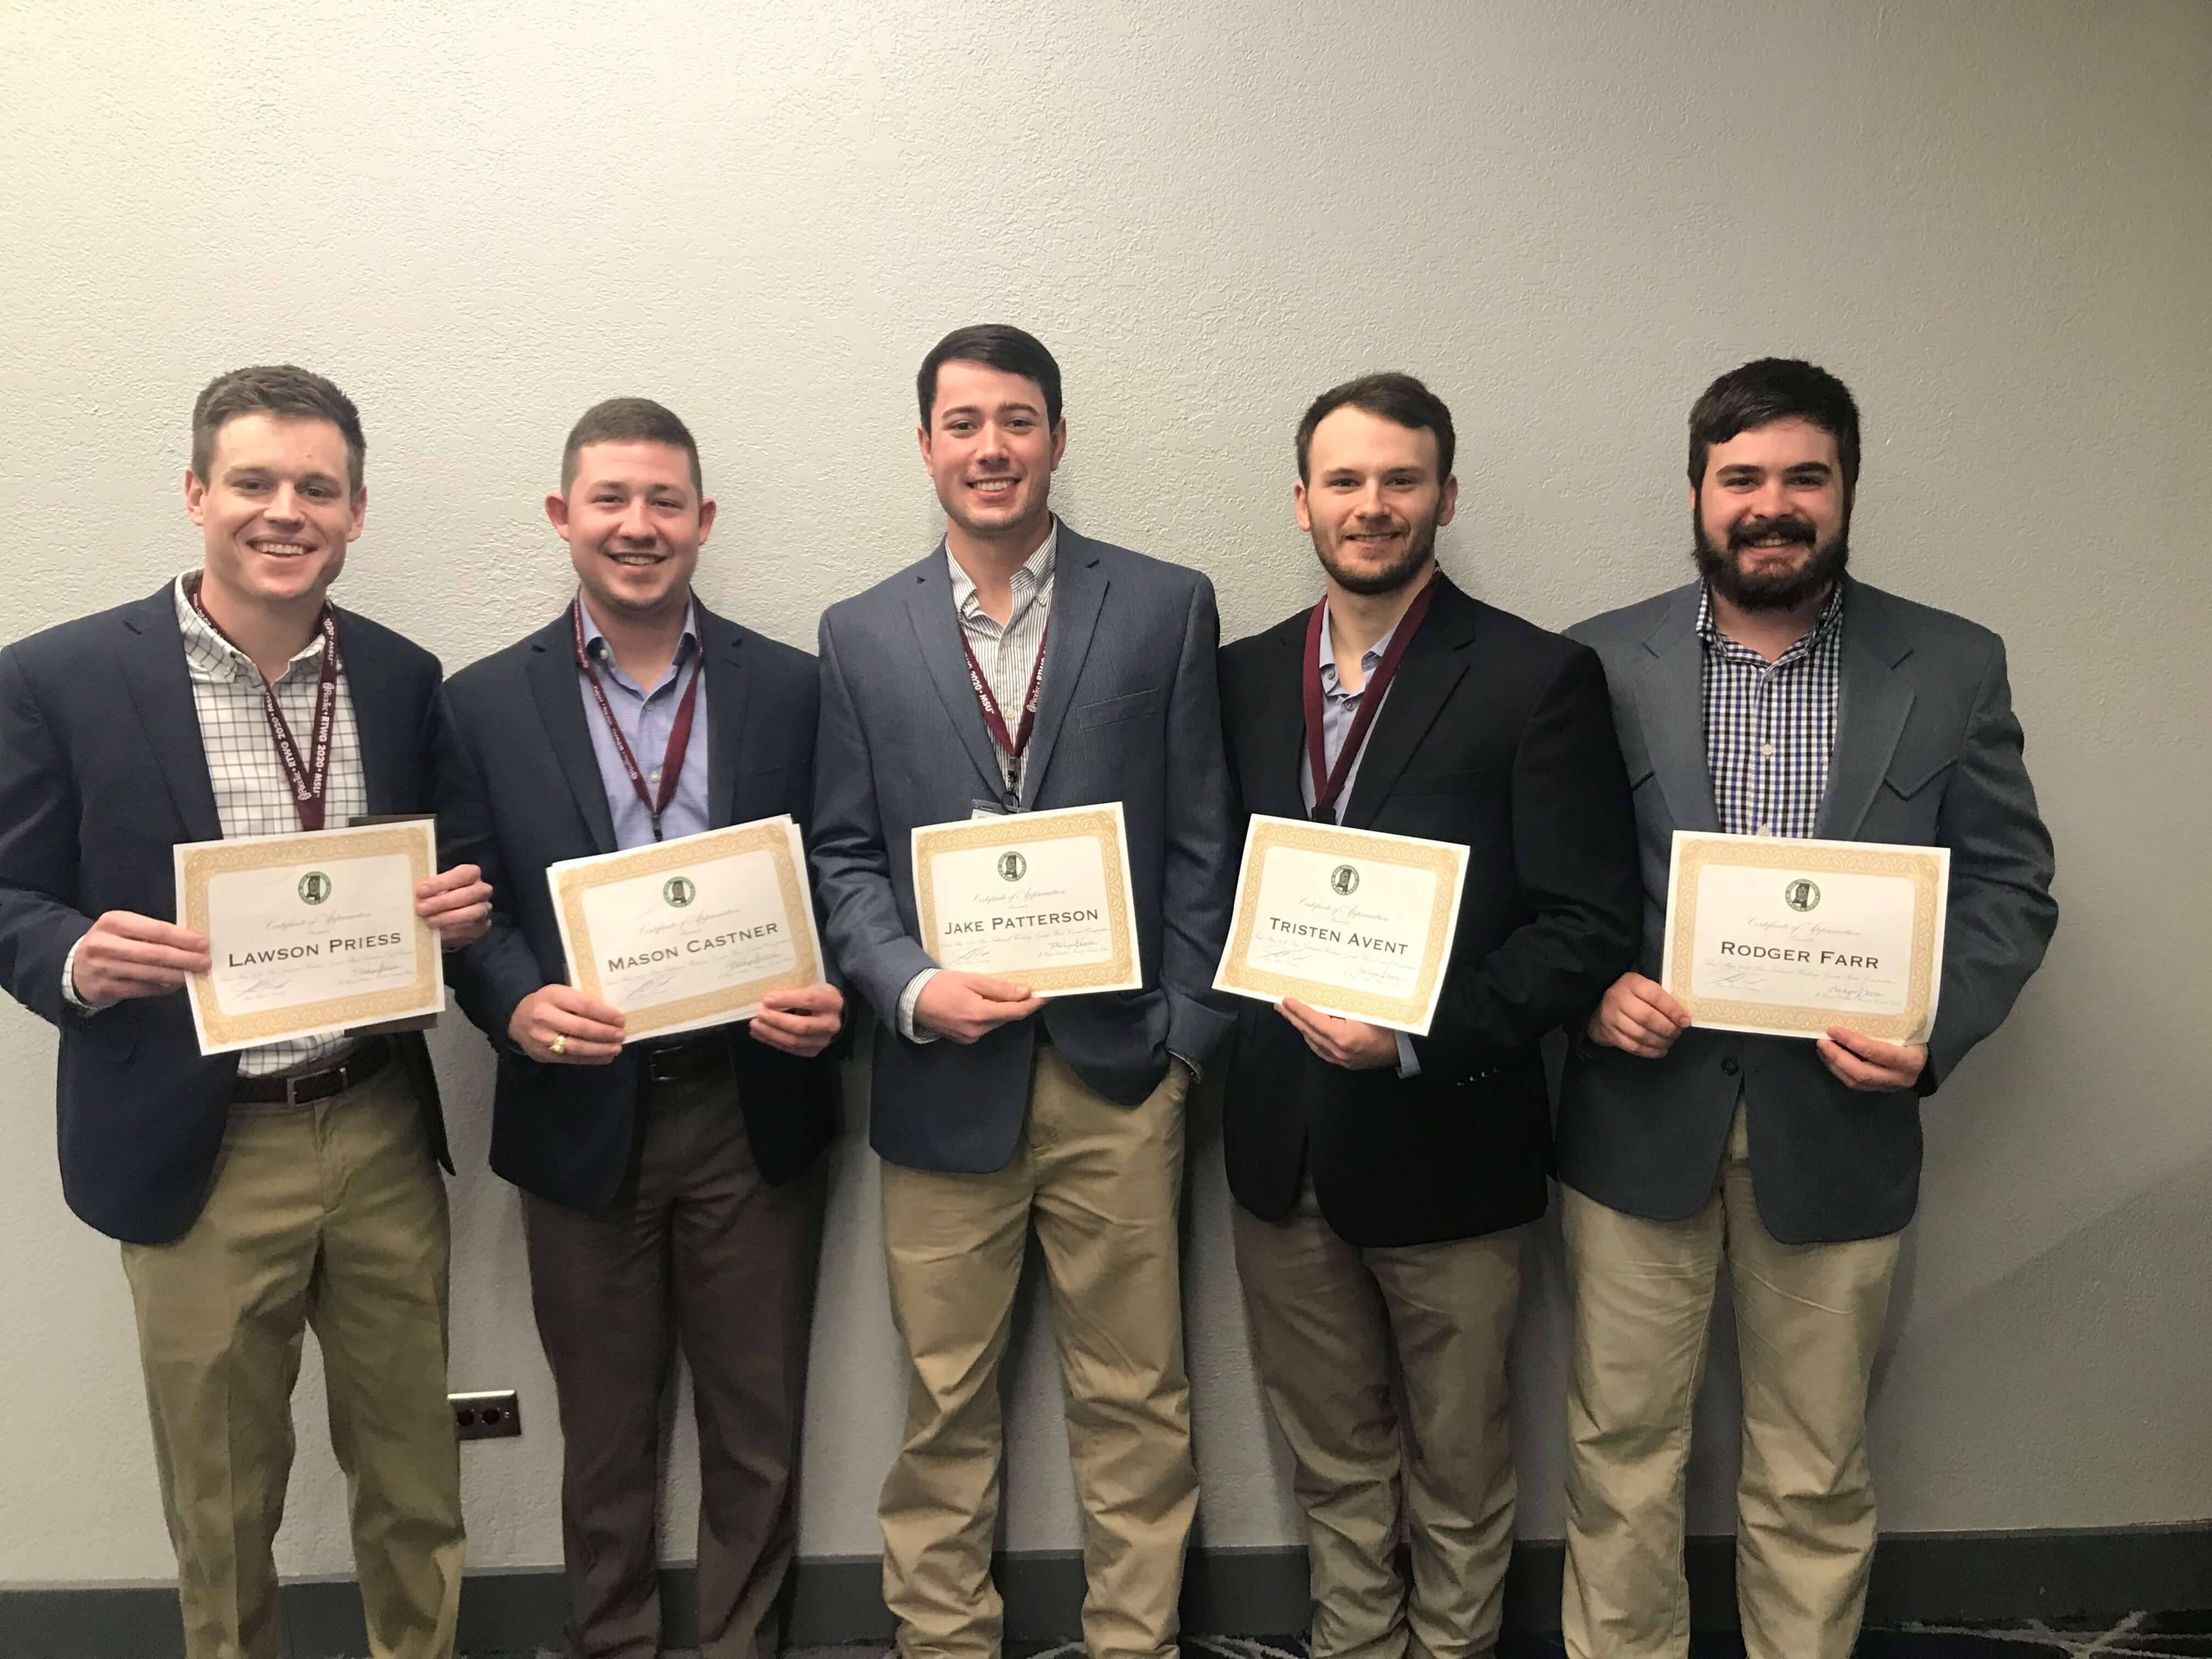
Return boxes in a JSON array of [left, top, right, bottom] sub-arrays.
[[450, 1389, 522, 1441]]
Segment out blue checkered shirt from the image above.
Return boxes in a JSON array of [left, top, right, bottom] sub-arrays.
[[1699, 583, 1844, 838]]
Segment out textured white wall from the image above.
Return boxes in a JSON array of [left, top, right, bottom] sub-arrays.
[[2, 0, 2207, 1588]]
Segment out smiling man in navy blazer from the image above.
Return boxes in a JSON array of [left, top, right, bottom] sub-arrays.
[[0, 365, 493, 1659], [438, 399, 842, 1659]]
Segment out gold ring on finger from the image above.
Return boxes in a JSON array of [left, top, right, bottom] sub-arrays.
[[550, 1034, 568, 1057]]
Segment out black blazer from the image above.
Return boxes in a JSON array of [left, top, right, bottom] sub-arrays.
[[0, 584, 451, 1246], [1216, 575, 1640, 1248], [438, 601, 838, 1212]]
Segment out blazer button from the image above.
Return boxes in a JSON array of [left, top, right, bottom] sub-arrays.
[[1721, 1058, 1741, 1076]]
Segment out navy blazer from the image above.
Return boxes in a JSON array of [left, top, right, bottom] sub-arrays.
[[1558, 577, 2059, 1243], [438, 600, 838, 1212], [0, 583, 452, 1245], [1217, 577, 1641, 1248]]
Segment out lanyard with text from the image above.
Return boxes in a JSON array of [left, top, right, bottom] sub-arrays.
[[185, 574, 342, 832], [572, 597, 704, 842], [1301, 574, 1439, 825], [960, 621, 1049, 803]]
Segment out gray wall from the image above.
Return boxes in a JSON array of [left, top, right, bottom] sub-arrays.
[[1, 0, 2207, 1586]]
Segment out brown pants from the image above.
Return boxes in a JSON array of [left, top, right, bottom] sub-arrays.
[[878, 1047, 1196, 1659], [1560, 1106, 1903, 1659], [120, 1065, 462, 1659], [524, 1076, 825, 1659], [1234, 1185, 1520, 1659]]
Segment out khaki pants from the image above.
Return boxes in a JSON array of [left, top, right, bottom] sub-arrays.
[[1560, 1106, 1901, 1659], [879, 1046, 1195, 1659], [120, 1065, 462, 1659], [1233, 1188, 1520, 1659], [524, 1077, 825, 1659]]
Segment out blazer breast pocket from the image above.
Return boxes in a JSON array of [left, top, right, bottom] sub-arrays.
[[1075, 686, 1163, 730], [1882, 747, 1955, 802]]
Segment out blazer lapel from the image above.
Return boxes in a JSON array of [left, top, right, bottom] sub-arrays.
[[1815, 581, 1915, 840], [524, 610, 618, 854], [1340, 578, 1475, 829], [332, 609, 404, 814], [115, 584, 221, 844], [697, 605, 752, 828], [905, 550, 1011, 800], [1636, 586, 1722, 836], [1250, 621, 1312, 820], [1020, 532, 1107, 802]]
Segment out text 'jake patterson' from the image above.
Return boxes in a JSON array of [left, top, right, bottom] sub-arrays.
[[941, 909, 1102, 935]]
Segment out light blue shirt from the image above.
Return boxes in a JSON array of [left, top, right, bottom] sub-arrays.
[[577, 595, 712, 850]]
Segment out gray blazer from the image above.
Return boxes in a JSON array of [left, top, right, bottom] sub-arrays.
[[1557, 577, 2057, 1243], [812, 527, 1236, 1173]]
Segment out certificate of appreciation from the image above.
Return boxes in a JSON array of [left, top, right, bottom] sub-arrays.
[[1214, 815, 1469, 1036], [549, 817, 824, 1042], [910, 802, 1142, 994], [1662, 832, 1949, 1042], [176, 820, 445, 1056]]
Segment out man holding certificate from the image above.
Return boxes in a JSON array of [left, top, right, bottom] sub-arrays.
[[438, 400, 842, 1659], [1215, 374, 1640, 1659], [1556, 359, 2058, 1659], [812, 325, 1236, 1659], [0, 365, 493, 1659]]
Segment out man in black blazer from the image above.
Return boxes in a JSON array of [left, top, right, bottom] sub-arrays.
[[1217, 374, 1640, 1659], [439, 399, 842, 1659], [0, 365, 493, 1659]]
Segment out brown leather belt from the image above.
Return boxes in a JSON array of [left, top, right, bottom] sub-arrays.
[[638, 1029, 732, 1088], [234, 1037, 393, 1106]]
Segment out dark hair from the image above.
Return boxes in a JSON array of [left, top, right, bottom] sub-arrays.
[[191, 365, 366, 493], [916, 325, 1063, 431], [1294, 373, 1455, 483], [561, 397, 702, 494], [1688, 358, 1860, 499]]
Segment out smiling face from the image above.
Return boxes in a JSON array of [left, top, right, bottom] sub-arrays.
[[1295, 404, 1458, 596], [919, 359, 1064, 549], [548, 439, 715, 624], [1692, 416, 1850, 611], [185, 412, 364, 618]]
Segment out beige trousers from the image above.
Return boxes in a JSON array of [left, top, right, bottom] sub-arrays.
[[1560, 1106, 1902, 1659], [1233, 1186, 1520, 1659], [879, 1046, 1195, 1659], [120, 1065, 463, 1659]]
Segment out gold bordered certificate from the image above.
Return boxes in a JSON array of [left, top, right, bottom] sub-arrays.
[[1213, 815, 1469, 1036], [910, 802, 1142, 994], [1662, 831, 1949, 1042], [176, 820, 445, 1056], [549, 817, 824, 1043]]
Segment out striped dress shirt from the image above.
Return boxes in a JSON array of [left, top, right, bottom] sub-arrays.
[[1699, 581, 1844, 839]]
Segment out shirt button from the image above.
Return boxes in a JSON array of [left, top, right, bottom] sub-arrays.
[[1761, 743, 1775, 758], [1757, 822, 1774, 835], [650, 770, 662, 785]]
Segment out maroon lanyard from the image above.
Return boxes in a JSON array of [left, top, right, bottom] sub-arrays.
[[961, 621, 1050, 796], [573, 597, 704, 842], [185, 574, 341, 832], [1302, 575, 1438, 824]]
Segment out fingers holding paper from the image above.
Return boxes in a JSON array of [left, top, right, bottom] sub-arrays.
[[749, 982, 845, 1057], [1279, 998, 1399, 1071], [72, 911, 212, 1004], [1585, 971, 1690, 1058], [510, 983, 625, 1064], [416, 862, 494, 947], [1818, 1026, 1927, 1092]]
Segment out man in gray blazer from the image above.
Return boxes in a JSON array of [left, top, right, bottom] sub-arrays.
[[812, 325, 1235, 1659], [1555, 358, 2057, 1659]]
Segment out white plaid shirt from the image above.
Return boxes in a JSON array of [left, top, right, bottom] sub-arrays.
[[1699, 582, 1844, 839], [64, 577, 369, 1076]]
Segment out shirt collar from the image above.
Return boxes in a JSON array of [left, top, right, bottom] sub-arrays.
[[1696, 578, 1846, 659], [1316, 600, 1403, 698], [172, 573, 329, 684], [576, 591, 701, 685], [947, 519, 1059, 620]]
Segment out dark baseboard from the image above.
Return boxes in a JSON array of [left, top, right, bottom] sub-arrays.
[[8, 1523, 2210, 1657]]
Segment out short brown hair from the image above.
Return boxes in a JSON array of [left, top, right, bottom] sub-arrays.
[[191, 365, 366, 493], [561, 398, 703, 495], [1295, 372, 1455, 483]]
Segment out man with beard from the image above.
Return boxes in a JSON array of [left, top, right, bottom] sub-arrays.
[[1215, 373, 1639, 1659], [1556, 358, 2058, 1658]]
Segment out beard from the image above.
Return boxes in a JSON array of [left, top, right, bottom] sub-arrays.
[[1314, 512, 1441, 596], [1692, 505, 1849, 612]]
